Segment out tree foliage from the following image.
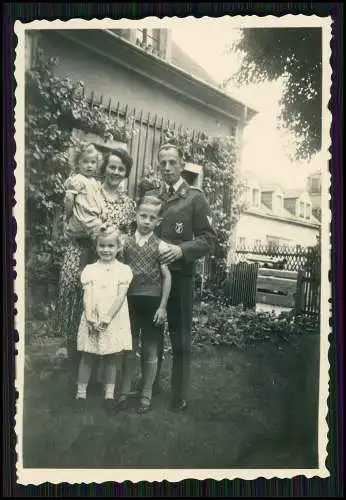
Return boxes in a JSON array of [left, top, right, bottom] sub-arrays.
[[227, 28, 322, 159]]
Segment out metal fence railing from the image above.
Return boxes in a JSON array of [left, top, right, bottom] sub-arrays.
[[234, 244, 316, 272]]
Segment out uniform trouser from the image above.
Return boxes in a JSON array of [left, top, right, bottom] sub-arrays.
[[155, 272, 193, 401]]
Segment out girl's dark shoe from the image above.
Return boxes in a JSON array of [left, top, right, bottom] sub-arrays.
[[138, 396, 152, 414]]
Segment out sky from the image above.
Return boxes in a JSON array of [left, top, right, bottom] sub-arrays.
[[171, 20, 321, 189]]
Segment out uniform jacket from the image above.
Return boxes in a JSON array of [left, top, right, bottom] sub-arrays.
[[155, 180, 216, 275]]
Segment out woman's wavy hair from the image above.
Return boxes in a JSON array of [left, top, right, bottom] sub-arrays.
[[100, 148, 133, 178]]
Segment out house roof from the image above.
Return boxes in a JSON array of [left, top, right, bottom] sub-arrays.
[[245, 203, 320, 227], [284, 189, 305, 199], [171, 42, 219, 88], [261, 183, 285, 193], [55, 29, 257, 124]]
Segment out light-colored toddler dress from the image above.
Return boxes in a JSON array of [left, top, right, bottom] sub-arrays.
[[77, 259, 133, 355]]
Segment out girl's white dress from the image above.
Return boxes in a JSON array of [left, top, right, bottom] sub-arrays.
[[77, 260, 133, 355]]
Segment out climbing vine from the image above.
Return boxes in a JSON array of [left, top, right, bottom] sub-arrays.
[[25, 50, 136, 283]]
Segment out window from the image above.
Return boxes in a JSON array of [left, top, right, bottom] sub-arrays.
[[254, 239, 262, 248], [306, 203, 311, 219], [252, 189, 260, 207], [238, 237, 246, 247], [299, 201, 305, 218], [309, 177, 320, 194], [267, 236, 280, 249], [136, 29, 160, 53], [230, 125, 237, 137]]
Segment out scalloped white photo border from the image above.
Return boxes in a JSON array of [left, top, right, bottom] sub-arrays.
[[13, 15, 332, 484]]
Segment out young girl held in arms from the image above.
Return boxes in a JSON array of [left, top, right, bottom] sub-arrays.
[[75, 226, 133, 409], [64, 143, 102, 240]]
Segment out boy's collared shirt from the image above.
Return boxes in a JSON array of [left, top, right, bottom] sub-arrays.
[[134, 230, 154, 248]]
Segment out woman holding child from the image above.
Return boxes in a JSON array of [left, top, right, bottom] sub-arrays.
[[54, 143, 136, 363]]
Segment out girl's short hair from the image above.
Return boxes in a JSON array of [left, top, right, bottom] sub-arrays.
[[74, 143, 101, 171], [95, 225, 122, 244], [101, 148, 133, 178]]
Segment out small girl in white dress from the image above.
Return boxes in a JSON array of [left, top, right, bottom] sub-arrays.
[[75, 226, 133, 409]]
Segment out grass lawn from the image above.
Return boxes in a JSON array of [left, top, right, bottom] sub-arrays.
[[22, 328, 320, 469]]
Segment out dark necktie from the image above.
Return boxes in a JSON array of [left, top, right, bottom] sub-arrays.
[[168, 186, 175, 196]]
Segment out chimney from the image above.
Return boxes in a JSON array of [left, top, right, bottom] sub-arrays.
[[159, 29, 172, 63]]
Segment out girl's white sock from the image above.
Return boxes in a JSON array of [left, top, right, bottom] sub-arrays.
[[104, 383, 115, 400], [76, 383, 88, 399]]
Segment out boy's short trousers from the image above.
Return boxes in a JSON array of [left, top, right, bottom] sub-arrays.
[[127, 295, 164, 343]]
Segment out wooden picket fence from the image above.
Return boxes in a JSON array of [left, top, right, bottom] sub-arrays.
[[294, 247, 321, 325], [221, 246, 321, 318], [224, 262, 259, 309]]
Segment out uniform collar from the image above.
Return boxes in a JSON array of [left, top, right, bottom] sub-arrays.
[[163, 177, 189, 199], [165, 177, 184, 193]]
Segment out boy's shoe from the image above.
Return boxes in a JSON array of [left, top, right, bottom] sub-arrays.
[[170, 398, 188, 413], [138, 396, 152, 414], [114, 394, 130, 412]]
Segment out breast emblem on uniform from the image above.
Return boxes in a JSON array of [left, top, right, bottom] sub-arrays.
[[175, 222, 184, 234]]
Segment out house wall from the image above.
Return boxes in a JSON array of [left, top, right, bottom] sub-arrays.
[[37, 31, 236, 136], [235, 212, 319, 248]]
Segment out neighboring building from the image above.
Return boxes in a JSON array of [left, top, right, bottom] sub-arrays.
[[26, 28, 256, 197], [235, 171, 321, 249], [306, 169, 322, 220]]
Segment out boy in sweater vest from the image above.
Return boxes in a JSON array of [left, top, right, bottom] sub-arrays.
[[117, 194, 171, 413]]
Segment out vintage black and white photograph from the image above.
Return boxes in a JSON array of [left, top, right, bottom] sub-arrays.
[[14, 16, 331, 483]]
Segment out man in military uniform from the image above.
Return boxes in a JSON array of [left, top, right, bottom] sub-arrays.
[[153, 143, 216, 412]]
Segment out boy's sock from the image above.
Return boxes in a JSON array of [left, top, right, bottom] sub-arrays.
[[76, 382, 88, 399], [104, 383, 116, 400]]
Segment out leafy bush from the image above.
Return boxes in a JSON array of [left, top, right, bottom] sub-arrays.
[[25, 51, 136, 285], [191, 301, 318, 349]]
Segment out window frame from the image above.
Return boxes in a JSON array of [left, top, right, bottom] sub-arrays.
[[299, 201, 305, 218], [252, 188, 260, 208]]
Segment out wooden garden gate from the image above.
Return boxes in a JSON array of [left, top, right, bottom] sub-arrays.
[[225, 262, 259, 309], [294, 247, 321, 326]]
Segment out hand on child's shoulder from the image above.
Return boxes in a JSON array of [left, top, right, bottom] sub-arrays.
[[158, 240, 171, 254]]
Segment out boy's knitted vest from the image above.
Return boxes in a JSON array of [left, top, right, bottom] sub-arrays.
[[124, 235, 162, 297]]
